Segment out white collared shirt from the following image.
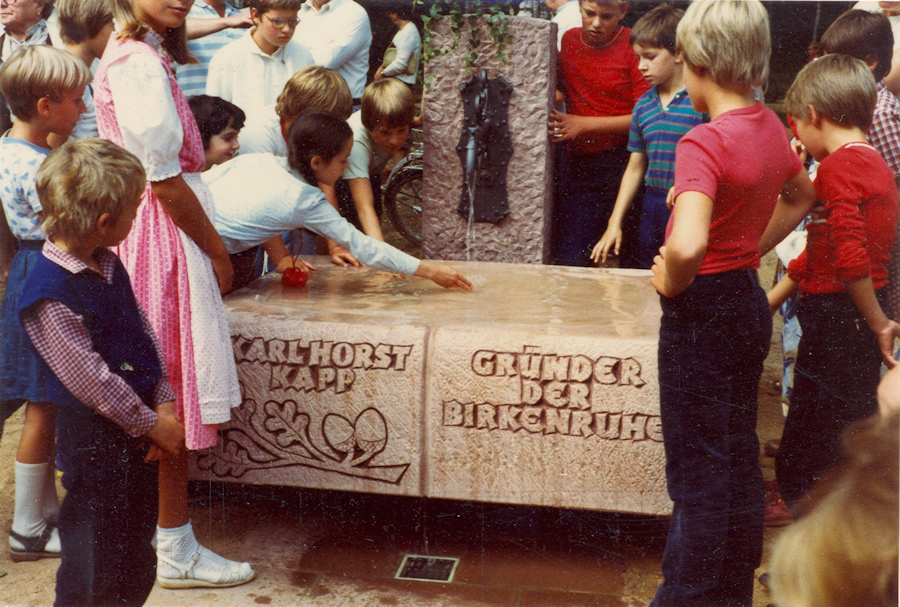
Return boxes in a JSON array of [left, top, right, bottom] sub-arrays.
[[292, 0, 371, 98], [207, 28, 313, 115]]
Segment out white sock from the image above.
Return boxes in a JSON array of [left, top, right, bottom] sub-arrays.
[[12, 461, 48, 538], [40, 465, 60, 526], [156, 521, 198, 564]]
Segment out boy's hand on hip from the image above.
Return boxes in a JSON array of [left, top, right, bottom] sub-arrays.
[[875, 319, 900, 369]]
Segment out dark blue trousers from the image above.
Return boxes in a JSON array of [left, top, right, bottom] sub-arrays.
[[636, 186, 671, 269], [652, 270, 771, 607], [554, 147, 638, 268], [54, 407, 158, 607], [776, 290, 885, 511]]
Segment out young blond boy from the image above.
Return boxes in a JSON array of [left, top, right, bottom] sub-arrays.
[[56, 0, 115, 138], [591, 3, 704, 268], [765, 54, 900, 514], [0, 45, 89, 562], [338, 77, 414, 242], [239, 64, 354, 156], [649, 1, 815, 605], [21, 138, 185, 606], [206, 0, 312, 119]]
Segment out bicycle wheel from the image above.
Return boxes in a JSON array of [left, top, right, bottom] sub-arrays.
[[384, 167, 423, 246]]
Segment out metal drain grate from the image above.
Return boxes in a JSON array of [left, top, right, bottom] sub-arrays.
[[395, 554, 459, 583]]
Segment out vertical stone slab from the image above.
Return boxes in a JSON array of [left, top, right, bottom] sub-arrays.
[[422, 16, 556, 263], [426, 330, 670, 515], [193, 314, 427, 498]]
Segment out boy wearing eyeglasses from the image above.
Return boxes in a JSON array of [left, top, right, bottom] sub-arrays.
[[206, 0, 311, 124]]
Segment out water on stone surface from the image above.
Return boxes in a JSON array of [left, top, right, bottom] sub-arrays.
[[225, 257, 659, 338]]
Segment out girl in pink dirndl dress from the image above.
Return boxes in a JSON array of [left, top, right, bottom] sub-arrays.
[[93, 0, 251, 587]]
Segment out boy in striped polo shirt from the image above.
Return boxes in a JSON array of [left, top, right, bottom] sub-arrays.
[[591, 3, 704, 269]]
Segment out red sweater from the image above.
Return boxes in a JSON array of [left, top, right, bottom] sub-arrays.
[[558, 26, 649, 155], [788, 142, 898, 294]]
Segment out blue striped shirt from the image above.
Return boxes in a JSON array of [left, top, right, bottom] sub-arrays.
[[627, 87, 705, 189], [175, 1, 246, 99]]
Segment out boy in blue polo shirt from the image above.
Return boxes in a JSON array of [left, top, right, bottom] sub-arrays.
[[591, 3, 704, 268]]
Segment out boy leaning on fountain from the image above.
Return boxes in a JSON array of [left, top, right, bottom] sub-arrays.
[[647, 0, 815, 605]]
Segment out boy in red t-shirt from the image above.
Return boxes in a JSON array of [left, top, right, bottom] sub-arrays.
[[766, 54, 900, 514], [549, 0, 648, 267], [649, 1, 815, 605]]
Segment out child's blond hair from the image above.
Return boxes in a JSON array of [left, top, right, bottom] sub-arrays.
[[0, 46, 91, 121], [785, 54, 876, 133], [630, 3, 683, 54], [770, 412, 898, 607], [275, 66, 353, 124], [36, 138, 146, 242], [57, 0, 114, 44], [360, 78, 414, 131], [248, 0, 302, 15], [675, 0, 770, 93]]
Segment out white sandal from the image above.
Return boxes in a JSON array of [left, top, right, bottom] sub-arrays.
[[156, 544, 255, 589]]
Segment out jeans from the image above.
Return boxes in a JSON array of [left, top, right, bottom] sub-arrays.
[[652, 270, 771, 607], [776, 290, 886, 511], [637, 186, 671, 269]]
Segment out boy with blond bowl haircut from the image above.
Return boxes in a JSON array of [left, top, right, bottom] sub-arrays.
[[338, 78, 414, 241], [206, 0, 312, 120], [0, 45, 89, 563], [55, 0, 115, 138], [649, 1, 815, 605], [591, 3, 704, 268], [20, 138, 185, 606], [765, 55, 900, 514], [239, 64, 353, 156]]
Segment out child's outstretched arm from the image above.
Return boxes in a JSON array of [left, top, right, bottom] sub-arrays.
[[591, 151, 647, 264], [846, 276, 900, 368], [414, 261, 473, 291], [347, 178, 386, 242], [650, 191, 712, 297], [758, 170, 816, 256], [318, 182, 363, 267], [767, 274, 798, 315]]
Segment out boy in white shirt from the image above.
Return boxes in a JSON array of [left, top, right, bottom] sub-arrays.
[[206, 0, 311, 121]]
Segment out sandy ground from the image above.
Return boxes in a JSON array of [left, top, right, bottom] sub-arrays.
[[0, 252, 789, 607]]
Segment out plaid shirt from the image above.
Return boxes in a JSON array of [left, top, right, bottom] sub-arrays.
[[869, 79, 900, 180], [20, 241, 175, 437]]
